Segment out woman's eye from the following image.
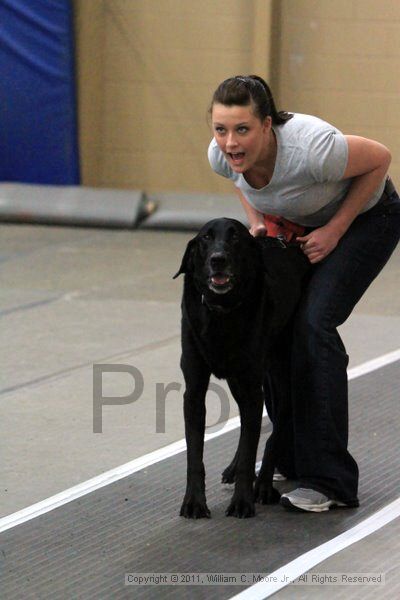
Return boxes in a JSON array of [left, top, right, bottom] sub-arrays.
[[237, 127, 248, 134], [214, 127, 225, 134]]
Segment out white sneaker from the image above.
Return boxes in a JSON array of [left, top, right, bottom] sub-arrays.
[[280, 487, 347, 512]]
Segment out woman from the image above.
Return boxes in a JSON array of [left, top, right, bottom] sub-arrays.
[[208, 75, 400, 512]]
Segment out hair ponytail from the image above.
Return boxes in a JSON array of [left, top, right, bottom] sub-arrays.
[[209, 75, 293, 125]]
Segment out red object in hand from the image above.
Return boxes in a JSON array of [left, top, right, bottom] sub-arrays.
[[263, 214, 305, 242]]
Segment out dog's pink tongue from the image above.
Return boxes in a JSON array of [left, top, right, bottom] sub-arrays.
[[212, 275, 229, 285]]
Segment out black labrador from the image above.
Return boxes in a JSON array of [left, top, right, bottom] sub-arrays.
[[174, 218, 310, 518]]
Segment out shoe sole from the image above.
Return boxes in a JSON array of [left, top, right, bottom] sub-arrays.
[[280, 496, 348, 513]]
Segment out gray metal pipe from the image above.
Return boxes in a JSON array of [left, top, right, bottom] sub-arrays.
[[0, 183, 155, 228]]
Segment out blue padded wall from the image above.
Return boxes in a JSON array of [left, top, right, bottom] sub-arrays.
[[0, 0, 80, 184]]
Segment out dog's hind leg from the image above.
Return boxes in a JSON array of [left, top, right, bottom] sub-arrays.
[[221, 447, 239, 484], [254, 432, 280, 504], [251, 370, 281, 503], [256, 343, 296, 503], [221, 442, 258, 484], [222, 377, 258, 485], [221, 378, 242, 484]]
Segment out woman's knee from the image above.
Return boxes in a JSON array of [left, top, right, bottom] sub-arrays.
[[293, 294, 349, 365], [294, 297, 329, 339]]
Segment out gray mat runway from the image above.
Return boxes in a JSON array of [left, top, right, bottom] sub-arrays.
[[0, 361, 399, 599]]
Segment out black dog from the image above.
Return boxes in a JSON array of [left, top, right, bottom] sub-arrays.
[[174, 218, 310, 518]]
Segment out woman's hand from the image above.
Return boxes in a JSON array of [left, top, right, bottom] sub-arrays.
[[233, 188, 267, 237], [297, 225, 341, 264], [249, 222, 267, 237]]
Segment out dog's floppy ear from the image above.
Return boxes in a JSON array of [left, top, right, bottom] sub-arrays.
[[173, 238, 197, 279]]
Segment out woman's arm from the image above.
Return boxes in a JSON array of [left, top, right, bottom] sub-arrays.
[[298, 135, 392, 264], [327, 135, 391, 235], [235, 187, 267, 236]]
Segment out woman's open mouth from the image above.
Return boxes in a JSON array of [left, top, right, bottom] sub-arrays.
[[228, 152, 245, 165]]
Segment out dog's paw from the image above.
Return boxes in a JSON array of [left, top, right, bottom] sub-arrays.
[[221, 466, 235, 484], [254, 482, 281, 505], [225, 495, 255, 518], [180, 496, 211, 519]]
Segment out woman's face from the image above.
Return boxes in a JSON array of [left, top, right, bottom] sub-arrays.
[[211, 103, 272, 173]]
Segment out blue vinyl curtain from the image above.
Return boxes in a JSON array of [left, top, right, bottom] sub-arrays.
[[0, 0, 80, 184]]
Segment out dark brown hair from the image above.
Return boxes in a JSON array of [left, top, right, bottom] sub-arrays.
[[209, 75, 293, 125]]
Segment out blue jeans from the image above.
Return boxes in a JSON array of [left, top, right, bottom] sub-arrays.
[[278, 191, 400, 504]]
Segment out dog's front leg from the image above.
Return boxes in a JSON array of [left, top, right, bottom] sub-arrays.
[[226, 377, 264, 518], [179, 349, 211, 519], [180, 384, 210, 518]]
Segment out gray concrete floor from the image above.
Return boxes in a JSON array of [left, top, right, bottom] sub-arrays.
[[1, 223, 399, 518]]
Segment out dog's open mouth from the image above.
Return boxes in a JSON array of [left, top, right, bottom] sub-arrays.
[[212, 274, 230, 286], [209, 273, 233, 294]]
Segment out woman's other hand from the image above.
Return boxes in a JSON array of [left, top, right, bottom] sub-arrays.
[[249, 222, 267, 237], [297, 225, 341, 263]]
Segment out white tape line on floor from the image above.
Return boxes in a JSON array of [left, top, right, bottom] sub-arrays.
[[229, 498, 400, 600]]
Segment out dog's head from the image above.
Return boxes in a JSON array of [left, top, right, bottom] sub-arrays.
[[173, 218, 261, 295]]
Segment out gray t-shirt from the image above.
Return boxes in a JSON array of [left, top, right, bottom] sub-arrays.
[[208, 113, 384, 227]]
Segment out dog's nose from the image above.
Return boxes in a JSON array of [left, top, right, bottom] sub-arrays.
[[210, 252, 228, 270]]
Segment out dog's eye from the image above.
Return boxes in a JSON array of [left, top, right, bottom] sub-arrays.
[[202, 233, 212, 241], [226, 227, 239, 242]]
